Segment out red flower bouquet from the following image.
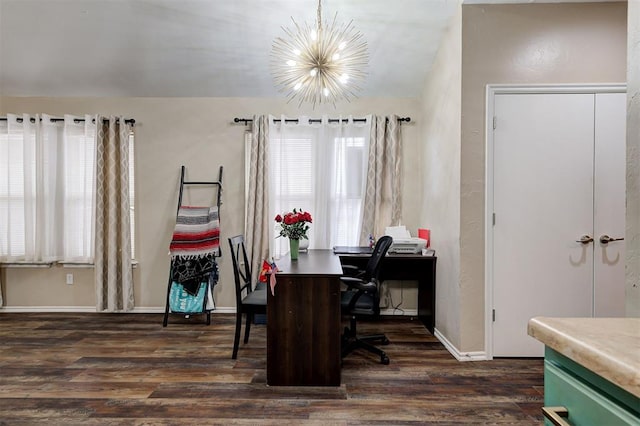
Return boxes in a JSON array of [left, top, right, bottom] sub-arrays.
[[274, 208, 312, 240]]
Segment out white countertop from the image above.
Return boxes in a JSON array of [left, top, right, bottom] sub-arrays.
[[528, 317, 640, 398]]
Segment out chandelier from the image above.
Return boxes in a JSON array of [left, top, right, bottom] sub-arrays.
[[270, 0, 368, 107]]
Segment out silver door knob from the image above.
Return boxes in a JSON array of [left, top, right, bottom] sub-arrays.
[[599, 235, 624, 244], [576, 235, 594, 244]]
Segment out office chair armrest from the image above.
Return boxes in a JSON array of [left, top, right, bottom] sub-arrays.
[[347, 288, 367, 311], [340, 276, 377, 293], [341, 264, 364, 277]]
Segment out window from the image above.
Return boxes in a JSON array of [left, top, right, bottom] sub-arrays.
[[268, 117, 371, 257], [271, 137, 313, 207], [0, 121, 32, 259], [332, 136, 368, 244], [0, 114, 135, 263]]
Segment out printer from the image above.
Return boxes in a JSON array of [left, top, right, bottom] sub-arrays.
[[384, 226, 428, 254]]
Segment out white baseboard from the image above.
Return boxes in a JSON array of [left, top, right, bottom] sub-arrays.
[[0, 306, 239, 314], [0, 306, 97, 313], [131, 307, 164, 313], [434, 327, 488, 361], [379, 308, 417, 316]]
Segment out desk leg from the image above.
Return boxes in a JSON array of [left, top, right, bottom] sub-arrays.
[[417, 277, 435, 335]]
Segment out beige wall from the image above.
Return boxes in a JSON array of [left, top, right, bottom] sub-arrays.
[[420, 4, 462, 347], [627, 0, 640, 317], [459, 2, 627, 352], [0, 97, 422, 311]]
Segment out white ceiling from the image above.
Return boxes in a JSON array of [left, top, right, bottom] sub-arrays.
[[0, 0, 616, 99], [0, 0, 460, 98]]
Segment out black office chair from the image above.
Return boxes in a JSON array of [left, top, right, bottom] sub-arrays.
[[228, 235, 267, 359], [340, 235, 393, 365]]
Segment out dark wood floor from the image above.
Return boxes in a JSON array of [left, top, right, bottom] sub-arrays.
[[0, 312, 544, 425]]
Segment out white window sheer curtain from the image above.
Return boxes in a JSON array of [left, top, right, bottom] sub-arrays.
[[268, 115, 371, 258], [0, 114, 96, 263]]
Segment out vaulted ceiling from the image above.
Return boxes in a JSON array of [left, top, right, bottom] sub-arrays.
[[0, 0, 616, 98]]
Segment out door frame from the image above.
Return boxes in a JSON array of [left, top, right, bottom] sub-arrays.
[[484, 84, 626, 359]]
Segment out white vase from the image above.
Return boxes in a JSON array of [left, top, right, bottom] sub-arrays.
[[299, 238, 309, 252]]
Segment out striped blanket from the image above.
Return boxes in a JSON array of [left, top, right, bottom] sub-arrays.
[[170, 206, 220, 258]]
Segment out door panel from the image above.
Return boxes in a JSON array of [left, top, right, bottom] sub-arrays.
[[492, 93, 595, 357], [593, 92, 626, 317]]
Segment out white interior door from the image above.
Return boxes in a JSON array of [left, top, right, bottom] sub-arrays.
[[490, 89, 627, 357], [593, 93, 627, 317], [492, 93, 596, 357]]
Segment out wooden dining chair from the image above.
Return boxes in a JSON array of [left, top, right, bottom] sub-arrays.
[[228, 235, 267, 359]]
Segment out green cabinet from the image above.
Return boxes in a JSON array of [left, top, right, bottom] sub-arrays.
[[544, 348, 640, 425]]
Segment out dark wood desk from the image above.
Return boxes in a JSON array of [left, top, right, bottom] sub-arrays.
[[267, 250, 342, 386], [338, 253, 437, 334]]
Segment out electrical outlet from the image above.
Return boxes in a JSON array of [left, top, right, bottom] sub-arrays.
[[66, 273, 74, 285]]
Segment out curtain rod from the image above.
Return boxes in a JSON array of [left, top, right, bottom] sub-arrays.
[[0, 116, 136, 125], [233, 116, 411, 126]]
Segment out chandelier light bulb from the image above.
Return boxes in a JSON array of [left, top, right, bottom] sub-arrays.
[[270, 0, 368, 107]]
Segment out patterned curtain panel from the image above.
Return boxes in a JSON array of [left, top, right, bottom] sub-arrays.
[[94, 116, 134, 312], [245, 115, 271, 286], [360, 115, 403, 245]]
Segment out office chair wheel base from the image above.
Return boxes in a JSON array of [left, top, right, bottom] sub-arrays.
[[381, 355, 390, 365]]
